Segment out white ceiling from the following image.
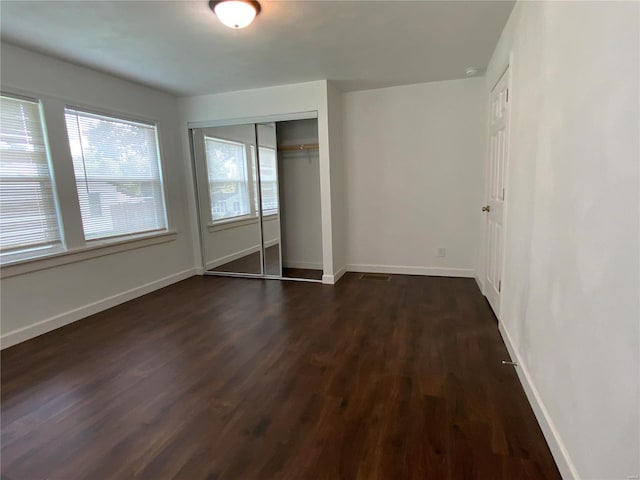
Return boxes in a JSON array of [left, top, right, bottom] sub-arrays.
[[0, 1, 515, 97]]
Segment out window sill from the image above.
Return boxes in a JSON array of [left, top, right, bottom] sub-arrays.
[[0, 230, 177, 279], [208, 216, 258, 232], [207, 213, 279, 233]]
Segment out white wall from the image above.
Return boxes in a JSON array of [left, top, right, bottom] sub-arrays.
[[342, 78, 486, 277], [484, 2, 640, 479], [179, 80, 340, 282], [327, 82, 347, 279], [0, 43, 195, 348], [277, 119, 323, 270]]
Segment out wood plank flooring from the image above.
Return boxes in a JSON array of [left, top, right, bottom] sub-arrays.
[[1, 274, 560, 480], [282, 268, 323, 281]]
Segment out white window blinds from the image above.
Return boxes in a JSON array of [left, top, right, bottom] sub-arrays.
[[0, 94, 61, 258], [205, 137, 251, 222], [258, 147, 278, 214], [64, 108, 167, 241]]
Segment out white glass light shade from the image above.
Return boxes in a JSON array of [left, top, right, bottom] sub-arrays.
[[214, 1, 258, 29]]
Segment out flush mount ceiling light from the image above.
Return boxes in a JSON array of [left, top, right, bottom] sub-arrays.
[[209, 0, 261, 29]]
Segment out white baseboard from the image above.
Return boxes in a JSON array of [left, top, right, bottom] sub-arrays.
[[499, 323, 579, 480], [206, 240, 280, 270], [206, 245, 260, 270], [347, 264, 474, 278], [321, 265, 347, 285], [283, 260, 323, 270], [334, 265, 347, 283], [1, 268, 198, 349], [474, 275, 484, 294]]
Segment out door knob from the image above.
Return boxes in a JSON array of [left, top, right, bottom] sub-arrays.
[[482, 205, 491, 212]]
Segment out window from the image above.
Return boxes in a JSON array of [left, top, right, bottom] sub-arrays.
[[0, 94, 61, 261], [64, 108, 167, 241], [204, 138, 278, 223], [258, 146, 278, 215], [205, 136, 251, 222], [0, 92, 174, 272]]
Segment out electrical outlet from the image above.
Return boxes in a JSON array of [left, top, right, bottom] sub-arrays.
[[437, 248, 446, 258]]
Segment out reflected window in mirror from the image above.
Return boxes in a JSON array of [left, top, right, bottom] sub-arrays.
[[259, 147, 278, 215], [205, 136, 253, 222]]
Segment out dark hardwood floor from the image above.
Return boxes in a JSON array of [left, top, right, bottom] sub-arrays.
[[282, 267, 323, 281], [1, 274, 560, 480]]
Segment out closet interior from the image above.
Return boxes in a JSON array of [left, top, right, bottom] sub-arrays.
[[190, 117, 322, 282]]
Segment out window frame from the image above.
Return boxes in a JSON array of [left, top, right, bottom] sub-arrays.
[[203, 137, 282, 229], [0, 91, 65, 264], [63, 105, 170, 242], [0, 88, 176, 278], [257, 145, 279, 217], [204, 135, 258, 226]]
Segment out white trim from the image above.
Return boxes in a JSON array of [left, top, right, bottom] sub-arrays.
[[482, 60, 512, 318], [205, 238, 279, 270], [334, 265, 347, 283], [475, 275, 485, 294], [497, 56, 513, 317], [208, 216, 258, 232], [321, 266, 346, 285], [206, 245, 260, 270], [279, 275, 322, 284], [1, 231, 177, 279], [322, 274, 335, 285], [64, 103, 158, 129], [203, 271, 263, 279], [187, 111, 318, 129], [490, 61, 511, 93], [346, 264, 474, 278], [207, 213, 279, 233], [283, 260, 323, 270], [0, 90, 39, 103], [1, 84, 163, 127], [0, 267, 197, 349], [499, 323, 579, 480]]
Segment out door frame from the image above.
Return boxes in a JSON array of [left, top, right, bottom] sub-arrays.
[[481, 57, 513, 321], [188, 112, 324, 284]]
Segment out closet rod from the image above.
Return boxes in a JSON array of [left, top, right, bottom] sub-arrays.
[[277, 143, 319, 152]]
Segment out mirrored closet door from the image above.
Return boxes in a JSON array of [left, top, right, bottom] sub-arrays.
[[255, 123, 282, 276], [192, 123, 273, 276], [191, 118, 322, 282]]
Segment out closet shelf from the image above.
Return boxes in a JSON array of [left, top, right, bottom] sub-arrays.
[[277, 143, 319, 152]]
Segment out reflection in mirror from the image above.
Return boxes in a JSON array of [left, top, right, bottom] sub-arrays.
[[276, 119, 323, 281], [192, 124, 263, 275], [256, 123, 282, 276]]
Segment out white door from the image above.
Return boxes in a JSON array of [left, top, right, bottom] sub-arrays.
[[484, 67, 510, 317]]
